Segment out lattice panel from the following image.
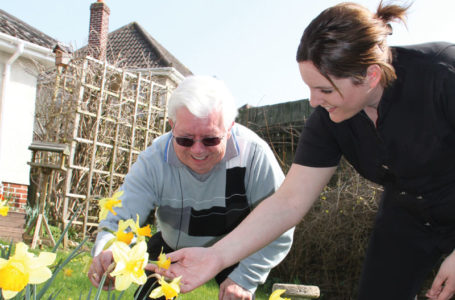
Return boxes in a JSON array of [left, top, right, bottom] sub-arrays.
[[34, 56, 176, 239]]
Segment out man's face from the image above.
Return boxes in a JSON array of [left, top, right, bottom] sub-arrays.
[[170, 107, 231, 174]]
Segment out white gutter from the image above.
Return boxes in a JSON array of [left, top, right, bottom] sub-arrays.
[[0, 41, 24, 187], [0, 32, 55, 66], [133, 67, 185, 85]]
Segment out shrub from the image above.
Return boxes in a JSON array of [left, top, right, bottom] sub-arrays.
[[271, 159, 381, 299]]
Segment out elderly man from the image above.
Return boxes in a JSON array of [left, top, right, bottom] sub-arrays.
[[88, 75, 294, 300]]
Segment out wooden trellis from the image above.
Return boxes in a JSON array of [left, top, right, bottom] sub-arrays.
[[33, 56, 174, 241]]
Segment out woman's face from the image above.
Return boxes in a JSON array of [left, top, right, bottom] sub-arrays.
[[299, 61, 380, 123]]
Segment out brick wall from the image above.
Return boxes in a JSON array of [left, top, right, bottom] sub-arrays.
[[2, 182, 28, 213]]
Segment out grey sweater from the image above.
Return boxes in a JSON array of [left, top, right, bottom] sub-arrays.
[[93, 123, 294, 292]]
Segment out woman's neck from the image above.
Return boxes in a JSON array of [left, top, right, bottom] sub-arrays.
[[364, 84, 384, 125]]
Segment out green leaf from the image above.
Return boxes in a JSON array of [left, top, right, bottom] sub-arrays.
[[102, 238, 115, 251], [36, 237, 89, 299], [94, 272, 108, 300], [52, 205, 83, 253], [25, 285, 30, 300], [46, 288, 62, 300]]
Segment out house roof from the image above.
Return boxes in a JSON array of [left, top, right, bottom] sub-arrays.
[[0, 9, 57, 49], [80, 22, 192, 77], [0, 8, 192, 77]]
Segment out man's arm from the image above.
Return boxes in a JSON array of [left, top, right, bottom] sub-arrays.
[[155, 164, 336, 292], [89, 149, 159, 286], [227, 227, 294, 293], [224, 140, 293, 293], [92, 149, 159, 255]]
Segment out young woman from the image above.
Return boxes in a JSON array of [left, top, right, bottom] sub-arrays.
[[151, 2, 455, 299]]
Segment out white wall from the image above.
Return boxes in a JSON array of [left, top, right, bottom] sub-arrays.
[[0, 54, 40, 185], [0, 33, 55, 189]]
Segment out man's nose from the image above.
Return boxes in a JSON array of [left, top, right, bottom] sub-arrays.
[[190, 140, 206, 152]]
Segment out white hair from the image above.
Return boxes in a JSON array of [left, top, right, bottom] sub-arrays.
[[167, 75, 238, 129]]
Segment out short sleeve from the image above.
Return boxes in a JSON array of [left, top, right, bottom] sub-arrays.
[[440, 67, 455, 131], [294, 107, 342, 167]]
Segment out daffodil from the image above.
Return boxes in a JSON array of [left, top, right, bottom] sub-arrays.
[[269, 289, 290, 300], [110, 240, 148, 291], [98, 190, 123, 221], [129, 214, 152, 242], [103, 219, 135, 250], [115, 219, 135, 245], [149, 275, 182, 300], [149, 247, 171, 270], [0, 242, 56, 299], [0, 196, 9, 217]]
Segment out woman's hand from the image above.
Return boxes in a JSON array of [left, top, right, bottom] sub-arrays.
[[146, 246, 224, 293]]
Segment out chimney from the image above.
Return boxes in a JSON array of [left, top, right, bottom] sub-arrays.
[[88, 0, 110, 61]]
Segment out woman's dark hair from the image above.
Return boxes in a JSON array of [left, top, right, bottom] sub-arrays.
[[297, 1, 409, 88]]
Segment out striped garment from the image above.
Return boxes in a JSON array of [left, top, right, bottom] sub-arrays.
[[94, 123, 294, 292]]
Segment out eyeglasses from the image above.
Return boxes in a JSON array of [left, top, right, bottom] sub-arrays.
[[173, 135, 224, 147]]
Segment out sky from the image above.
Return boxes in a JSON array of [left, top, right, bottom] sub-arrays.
[[2, 0, 455, 108]]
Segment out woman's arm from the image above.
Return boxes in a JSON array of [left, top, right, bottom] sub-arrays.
[[154, 164, 336, 292]]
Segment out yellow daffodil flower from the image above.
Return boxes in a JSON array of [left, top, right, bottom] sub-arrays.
[[149, 275, 182, 300], [269, 289, 290, 300], [110, 240, 148, 291], [0, 242, 56, 299], [115, 220, 134, 245], [129, 214, 152, 243], [98, 190, 123, 221], [0, 205, 9, 216], [103, 219, 135, 251], [150, 247, 171, 270], [103, 220, 134, 251], [0, 196, 9, 217]]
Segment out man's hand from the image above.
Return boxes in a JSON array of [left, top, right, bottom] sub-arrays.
[[426, 251, 455, 300], [219, 278, 253, 300], [88, 250, 115, 290], [146, 247, 224, 293]]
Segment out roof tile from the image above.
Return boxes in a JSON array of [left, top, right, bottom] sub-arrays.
[[0, 9, 57, 49]]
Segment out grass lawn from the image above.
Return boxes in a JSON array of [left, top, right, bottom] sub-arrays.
[[31, 249, 271, 300]]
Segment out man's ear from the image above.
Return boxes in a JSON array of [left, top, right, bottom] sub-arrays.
[[226, 121, 234, 138], [168, 119, 174, 129], [227, 121, 234, 131], [366, 64, 382, 88]]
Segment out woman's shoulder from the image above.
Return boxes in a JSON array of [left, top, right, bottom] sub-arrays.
[[393, 42, 455, 67]]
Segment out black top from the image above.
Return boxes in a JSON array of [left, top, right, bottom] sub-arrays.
[[294, 42, 455, 200]]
